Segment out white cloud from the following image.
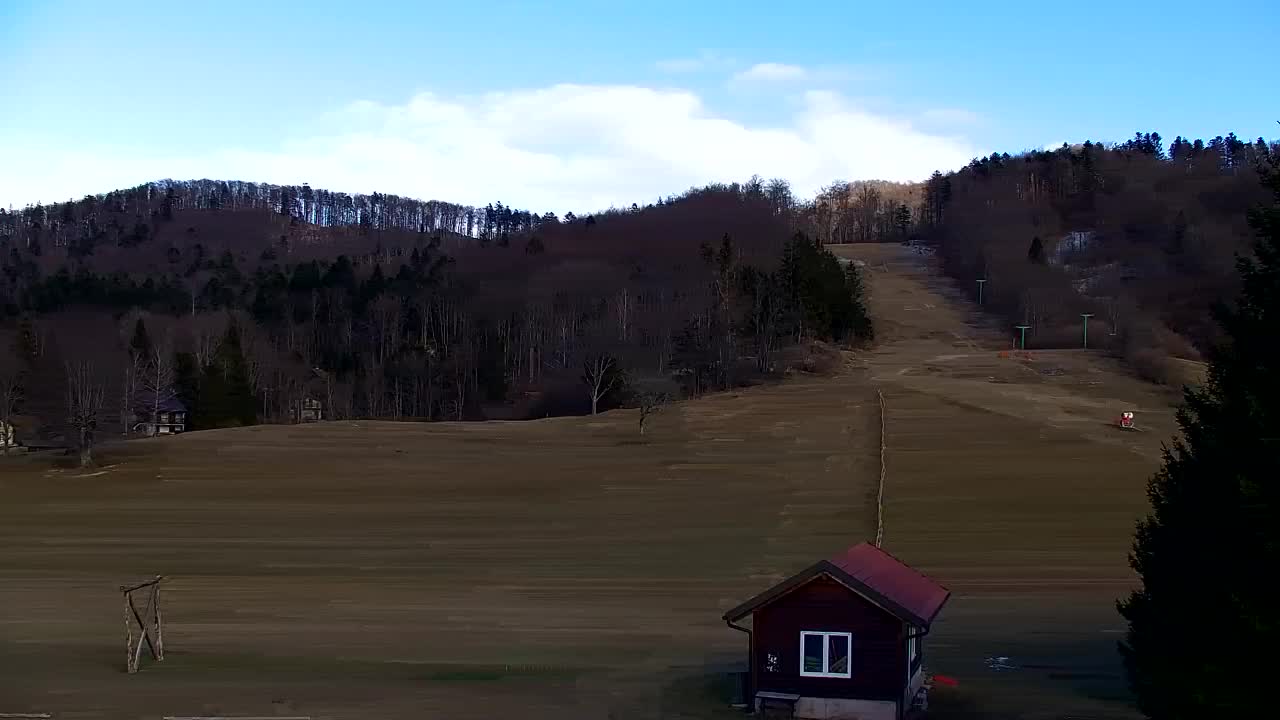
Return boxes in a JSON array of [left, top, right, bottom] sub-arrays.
[[0, 84, 980, 214], [731, 62, 808, 84]]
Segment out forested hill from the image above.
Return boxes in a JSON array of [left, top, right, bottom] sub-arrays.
[[919, 131, 1278, 382], [0, 179, 545, 277], [0, 179, 873, 447], [3, 128, 1276, 446]]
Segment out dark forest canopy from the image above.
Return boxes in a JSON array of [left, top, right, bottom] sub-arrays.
[[0, 179, 872, 448], [1118, 153, 1280, 719], [2, 179, 532, 241], [919, 131, 1278, 382], [1, 128, 1275, 445]]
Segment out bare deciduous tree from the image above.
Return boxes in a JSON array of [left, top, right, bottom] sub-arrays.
[[1, 359, 22, 454], [65, 360, 105, 467], [189, 314, 225, 369], [369, 295, 402, 365], [120, 352, 142, 437], [555, 312, 579, 369], [141, 335, 175, 436], [615, 288, 631, 341], [632, 376, 677, 435], [581, 353, 623, 415], [741, 267, 785, 373], [234, 313, 268, 399]]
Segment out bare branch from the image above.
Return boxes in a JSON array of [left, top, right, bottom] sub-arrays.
[[1, 361, 22, 454], [120, 352, 143, 437], [632, 377, 677, 435], [581, 353, 622, 415], [140, 335, 176, 437], [65, 360, 105, 467]]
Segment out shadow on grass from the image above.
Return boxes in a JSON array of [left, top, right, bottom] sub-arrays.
[[1047, 670, 1135, 708], [16, 437, 163, 473], [924, 687, 988, 719], [923, 671, 1137, 720], [650, 664, 749, 720], [145, 650, 585, 686]]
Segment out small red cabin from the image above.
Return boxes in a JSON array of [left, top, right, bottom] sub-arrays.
[[723, 543, 950, 720]]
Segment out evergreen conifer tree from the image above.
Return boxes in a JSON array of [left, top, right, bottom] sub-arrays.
[[1028, 235, 1045, 263], [196, 323, 256, 428], [1117, 158, 1280, 718], [129, 318, 152, 360], [174, 351, 201, 426]]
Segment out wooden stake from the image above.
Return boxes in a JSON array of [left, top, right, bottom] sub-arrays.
[[876, 389, 887, 548], [124, 590, 135, 673], [121, 575, 165, 673], [155, 582, 164, 660]]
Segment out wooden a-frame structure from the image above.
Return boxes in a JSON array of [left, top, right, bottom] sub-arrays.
[[121, 575, 165, 673]]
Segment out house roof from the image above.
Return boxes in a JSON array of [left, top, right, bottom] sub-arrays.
[[133, 393, 187, 413], [722, 543, 950, 628]]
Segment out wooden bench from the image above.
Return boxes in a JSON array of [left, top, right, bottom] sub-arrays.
[[755, 691, 801, 718]]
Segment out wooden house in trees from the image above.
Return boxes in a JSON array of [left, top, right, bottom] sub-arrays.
[[283, 391, 323, 423], [300, 396, 323, 422], [722, 543, 950, 720], [0, 420, 21, 452], [290, 367, 327, 423], [133, 393, 188, 435]]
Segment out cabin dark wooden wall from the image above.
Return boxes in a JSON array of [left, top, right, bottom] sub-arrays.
[[752, 575, 906, 701]]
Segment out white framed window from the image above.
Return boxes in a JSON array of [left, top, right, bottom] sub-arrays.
[[799, 631, 852, 678]]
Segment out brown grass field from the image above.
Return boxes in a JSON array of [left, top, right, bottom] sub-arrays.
[[1, 244, 1184, 719]]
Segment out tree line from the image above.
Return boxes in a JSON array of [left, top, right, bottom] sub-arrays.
[[918, 130, 1277, 381], [0, 182, 871, 464], [0, 180, 545, 251], [802, 180, 919, 245], [1117, 146, 1279, 719]]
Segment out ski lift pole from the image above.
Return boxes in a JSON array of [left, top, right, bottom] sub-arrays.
[[1015, 325, 1031, 351]]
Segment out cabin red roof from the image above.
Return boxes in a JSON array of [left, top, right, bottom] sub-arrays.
[[827, 544, 949, 627], [723, 542, 951, 628]]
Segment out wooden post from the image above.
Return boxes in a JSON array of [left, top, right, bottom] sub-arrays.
[[154, 581, 164, 660], [124, 590, 134, 673], [121, 575, 166, 673], [876, 389, 887, 548]]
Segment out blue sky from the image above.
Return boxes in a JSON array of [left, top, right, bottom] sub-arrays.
[[2, 0, 1277, 212]]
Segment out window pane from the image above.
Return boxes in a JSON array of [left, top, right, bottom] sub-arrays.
[[828, 635, 850, 674], [802, 634, 824, 673]]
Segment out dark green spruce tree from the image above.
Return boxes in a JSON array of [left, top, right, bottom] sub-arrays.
[[195, 322, 257, 429], [173, 351, 201, 424], [779, 232, 874, 344], [1027, 235, 1045, 263], [129, 317, 152, 360], [1117, 158, 1280, 718], [842, 262, 874, 342]]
